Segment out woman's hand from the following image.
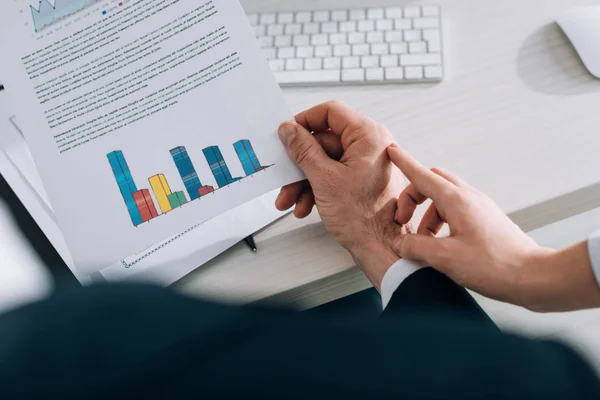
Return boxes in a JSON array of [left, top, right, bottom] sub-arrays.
[[387, 143, 600, 312]]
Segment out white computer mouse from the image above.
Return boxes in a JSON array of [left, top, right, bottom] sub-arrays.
[[556, 7, 600, 79]]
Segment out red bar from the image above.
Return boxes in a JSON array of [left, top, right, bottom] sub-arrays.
[[198, 185, 215, 197], [133, 189, 158, 222]]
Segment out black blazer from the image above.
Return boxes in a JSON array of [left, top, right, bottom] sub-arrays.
[[0, 268, 598, 399]]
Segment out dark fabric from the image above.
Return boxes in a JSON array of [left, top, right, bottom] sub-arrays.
[[0, 283, 598, 399], [383, 267, 498, 331]]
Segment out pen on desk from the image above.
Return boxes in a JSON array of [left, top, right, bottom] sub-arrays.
[[244, 235, 257, 252]]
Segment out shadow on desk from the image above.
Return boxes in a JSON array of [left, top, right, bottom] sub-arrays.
[[0, 174, 78, 289], [517, 23, 600, 96]]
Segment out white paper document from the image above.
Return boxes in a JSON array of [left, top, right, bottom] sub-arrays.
[[0, 0, 302, 273]]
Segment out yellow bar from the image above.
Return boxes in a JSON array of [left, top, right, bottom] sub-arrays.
[[149, 174, 172, 213]]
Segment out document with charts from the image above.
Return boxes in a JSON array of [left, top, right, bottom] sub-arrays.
[[0, 0, 302, 274]]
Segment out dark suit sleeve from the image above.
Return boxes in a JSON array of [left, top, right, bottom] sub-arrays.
[[382, 267, 498, 331], [0, 284, 598, 399]]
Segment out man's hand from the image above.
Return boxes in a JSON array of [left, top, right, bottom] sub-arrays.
[[276, 101, 409, 291], [387, 144, 600, 312]]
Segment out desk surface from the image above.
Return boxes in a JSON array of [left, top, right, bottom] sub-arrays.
[[176, 0, 600, 308]]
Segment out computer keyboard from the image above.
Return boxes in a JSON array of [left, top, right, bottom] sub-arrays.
[[248, 5, 444, 86]]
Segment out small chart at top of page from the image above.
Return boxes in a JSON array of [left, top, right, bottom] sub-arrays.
[[16, 0, 130, 38]]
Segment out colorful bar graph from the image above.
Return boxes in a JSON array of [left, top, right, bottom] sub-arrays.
[[234, 140, 263, 176], [149, 174, 173, 214], [170, 146, 203, 201], [107, 151, 143, 226], [198, 185, 215, 197], [133, 189, 159, 223], [203, 146, 242, 188], [108, 139, 271, 226]]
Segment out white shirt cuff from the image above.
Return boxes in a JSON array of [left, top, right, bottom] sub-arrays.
[[380, 259, 426, 310], [588, 229, 600, 288]]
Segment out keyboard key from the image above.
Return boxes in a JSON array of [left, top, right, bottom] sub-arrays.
[[423, 29, 441, 41], [403, 7, 421, 18], [342, 68, 365, 81], [305, 58, 323, 70], [371, 43, 389, 55], [352, 44, 370, 56], [385, 31, 403, 43], [267, 24, 284, 36], [390, 43, 408, 54], [269, 59, 285, 71], [413, 18, 440, 29], [248, 14, 259, 26], [424, 29, 442, 52], [264, 48, 277, 60], [376, 20, 394, 31], [425, 65, 443, 79], [295, 11, 313, 23], [385, 8, 403, 19], [278, 47, 296, 59], [422, 6, 440, 17], [343, 56, 360, 68], [286, 59, 304, 71], [294, 35, 311, 46], [330, 33, 347, 45], [394, 19, 412, 30], [275, 35, 292, 47], [278, 12, 294, 24], [331, 10, 348, 21], [409, 42, 427, 53], [274, 70, 341, 84], [340, 21, 357, 33], [405, 66, 424, 79], [333, 44, 351, 56], [315, 45, 333, 57], [258, 36, 273, 48], [366, 68, 384, 81], [358, 20, 375, 32], [367, 8, 385, 20], [260, 13, 276, 25], [380, 55, 399, 67], [324, 57, 342, 69], [367, 31, 384, 43], [296, 46, 314, 58], [312, 34, 329, 45], [348, 32, 366, 44], [285, 24, 302, 35], [322, 22, 338, 33], [254, 25, 266, 37], [385, 67, 404, 80], [404, 30, 422, 42], [349, 9, 366, 20], [303, 22, 320, 34], [361, 55, 379, 68], [400, 53, 442, 66], [314, 10, 330, 22]]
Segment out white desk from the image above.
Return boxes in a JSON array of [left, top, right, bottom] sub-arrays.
[[1, 0, 600, 312], [175, 0, 600, 308]]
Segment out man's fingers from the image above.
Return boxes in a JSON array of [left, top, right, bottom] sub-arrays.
[[294, 188, 315, 219], [387, 144, 456, 202], [314, 131, 344, 161], [395, 183, 427, 225], [432, 167, 470, 188], [393, 234, 455, 269], [279, 122, 337, 179], [295, 101, 367, 137], [276, 182, 304, 211], [418, 203, 444, 237]]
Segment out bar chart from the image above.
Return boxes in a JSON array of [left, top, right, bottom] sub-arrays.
[[108, 140, 272, 226], [29, 0, 103, 32]]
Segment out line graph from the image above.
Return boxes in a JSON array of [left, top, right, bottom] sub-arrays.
[[29, 0, 102, 32]]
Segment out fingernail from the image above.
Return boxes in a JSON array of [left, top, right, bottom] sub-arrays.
[[389, 142, 399, 149], [278, 123, 297, 147]]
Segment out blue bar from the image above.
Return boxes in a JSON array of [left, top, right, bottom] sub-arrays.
[[203, 146, 237, 188], [170, 146, 203, 201], [107, 151, 143, 226]]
